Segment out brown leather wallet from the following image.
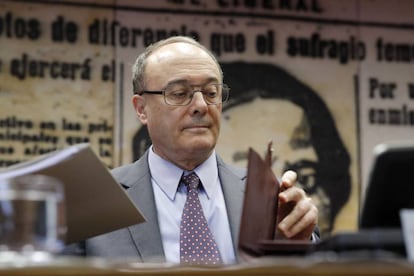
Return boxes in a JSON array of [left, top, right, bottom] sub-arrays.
[[238, 142, 313, 257]]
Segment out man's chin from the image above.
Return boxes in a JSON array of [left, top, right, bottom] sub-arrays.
[[181, 139, 215, 153]]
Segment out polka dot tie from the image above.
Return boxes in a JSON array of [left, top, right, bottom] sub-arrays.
[[179, 172, 222, 265]]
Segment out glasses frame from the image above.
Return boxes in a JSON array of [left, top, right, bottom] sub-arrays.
[[138, 83, 230, 106]]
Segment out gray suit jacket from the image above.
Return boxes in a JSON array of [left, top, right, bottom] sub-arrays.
[[65, 150, 247, 262]]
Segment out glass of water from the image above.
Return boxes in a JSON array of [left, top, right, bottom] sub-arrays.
[[0, 174, 66, 263]]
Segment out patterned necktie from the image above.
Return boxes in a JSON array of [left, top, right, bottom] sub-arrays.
[[179, 172, 222, 265]]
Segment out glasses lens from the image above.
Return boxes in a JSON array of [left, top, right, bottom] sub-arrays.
[[203, 84, 221, 104], [164, 83, 192, 105]]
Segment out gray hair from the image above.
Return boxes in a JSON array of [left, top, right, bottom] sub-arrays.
[[131, 36, 223, 94]]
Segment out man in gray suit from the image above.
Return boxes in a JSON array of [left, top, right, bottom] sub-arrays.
[[65, 36, 318, 264]]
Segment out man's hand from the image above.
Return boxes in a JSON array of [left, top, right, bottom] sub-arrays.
[[276, 170, 318, 240]]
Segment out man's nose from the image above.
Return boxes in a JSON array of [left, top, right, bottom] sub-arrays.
[[190, 91, 208, 106]]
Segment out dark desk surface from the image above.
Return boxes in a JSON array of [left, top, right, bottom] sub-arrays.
[[1, 254, 414, 275]]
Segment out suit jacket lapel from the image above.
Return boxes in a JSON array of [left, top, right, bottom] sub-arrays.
[[217, 156, 247, 255], [117, 151, 165, 262]]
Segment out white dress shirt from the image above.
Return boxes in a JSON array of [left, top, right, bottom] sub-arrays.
[[148, 147, 236, 264]]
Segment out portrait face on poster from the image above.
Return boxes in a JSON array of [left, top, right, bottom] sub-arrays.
[[217, 62, 351, 236]]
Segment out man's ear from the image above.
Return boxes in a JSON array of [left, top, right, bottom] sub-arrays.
[[132, 94, 148, 124]]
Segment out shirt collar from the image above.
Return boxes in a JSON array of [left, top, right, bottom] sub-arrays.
[[148, 146, 218, 200]]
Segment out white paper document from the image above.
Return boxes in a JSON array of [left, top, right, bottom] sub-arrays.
[[0, 143, 145, 244]]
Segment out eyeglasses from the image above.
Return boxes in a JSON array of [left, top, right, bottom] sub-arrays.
[[138, 82, 230, 106]]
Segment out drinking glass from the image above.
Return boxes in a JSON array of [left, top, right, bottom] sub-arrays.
[[0, 174, 66, 263]]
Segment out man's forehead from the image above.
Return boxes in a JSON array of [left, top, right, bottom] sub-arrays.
[[149, 42, 209, 63], [145, 42, 221, 86]]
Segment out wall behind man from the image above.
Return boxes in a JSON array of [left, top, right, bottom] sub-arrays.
[[1, 0, 413, 236]]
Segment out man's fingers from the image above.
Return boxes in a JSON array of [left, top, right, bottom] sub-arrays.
[[279, 185, 306, 203], [280, 170, 297, 189], [278, 197, 311, 232], [277, 169, 319, 240], [278, 197, 318, 239]]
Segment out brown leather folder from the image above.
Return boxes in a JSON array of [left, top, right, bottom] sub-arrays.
[[238, 142, 313, 257]]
